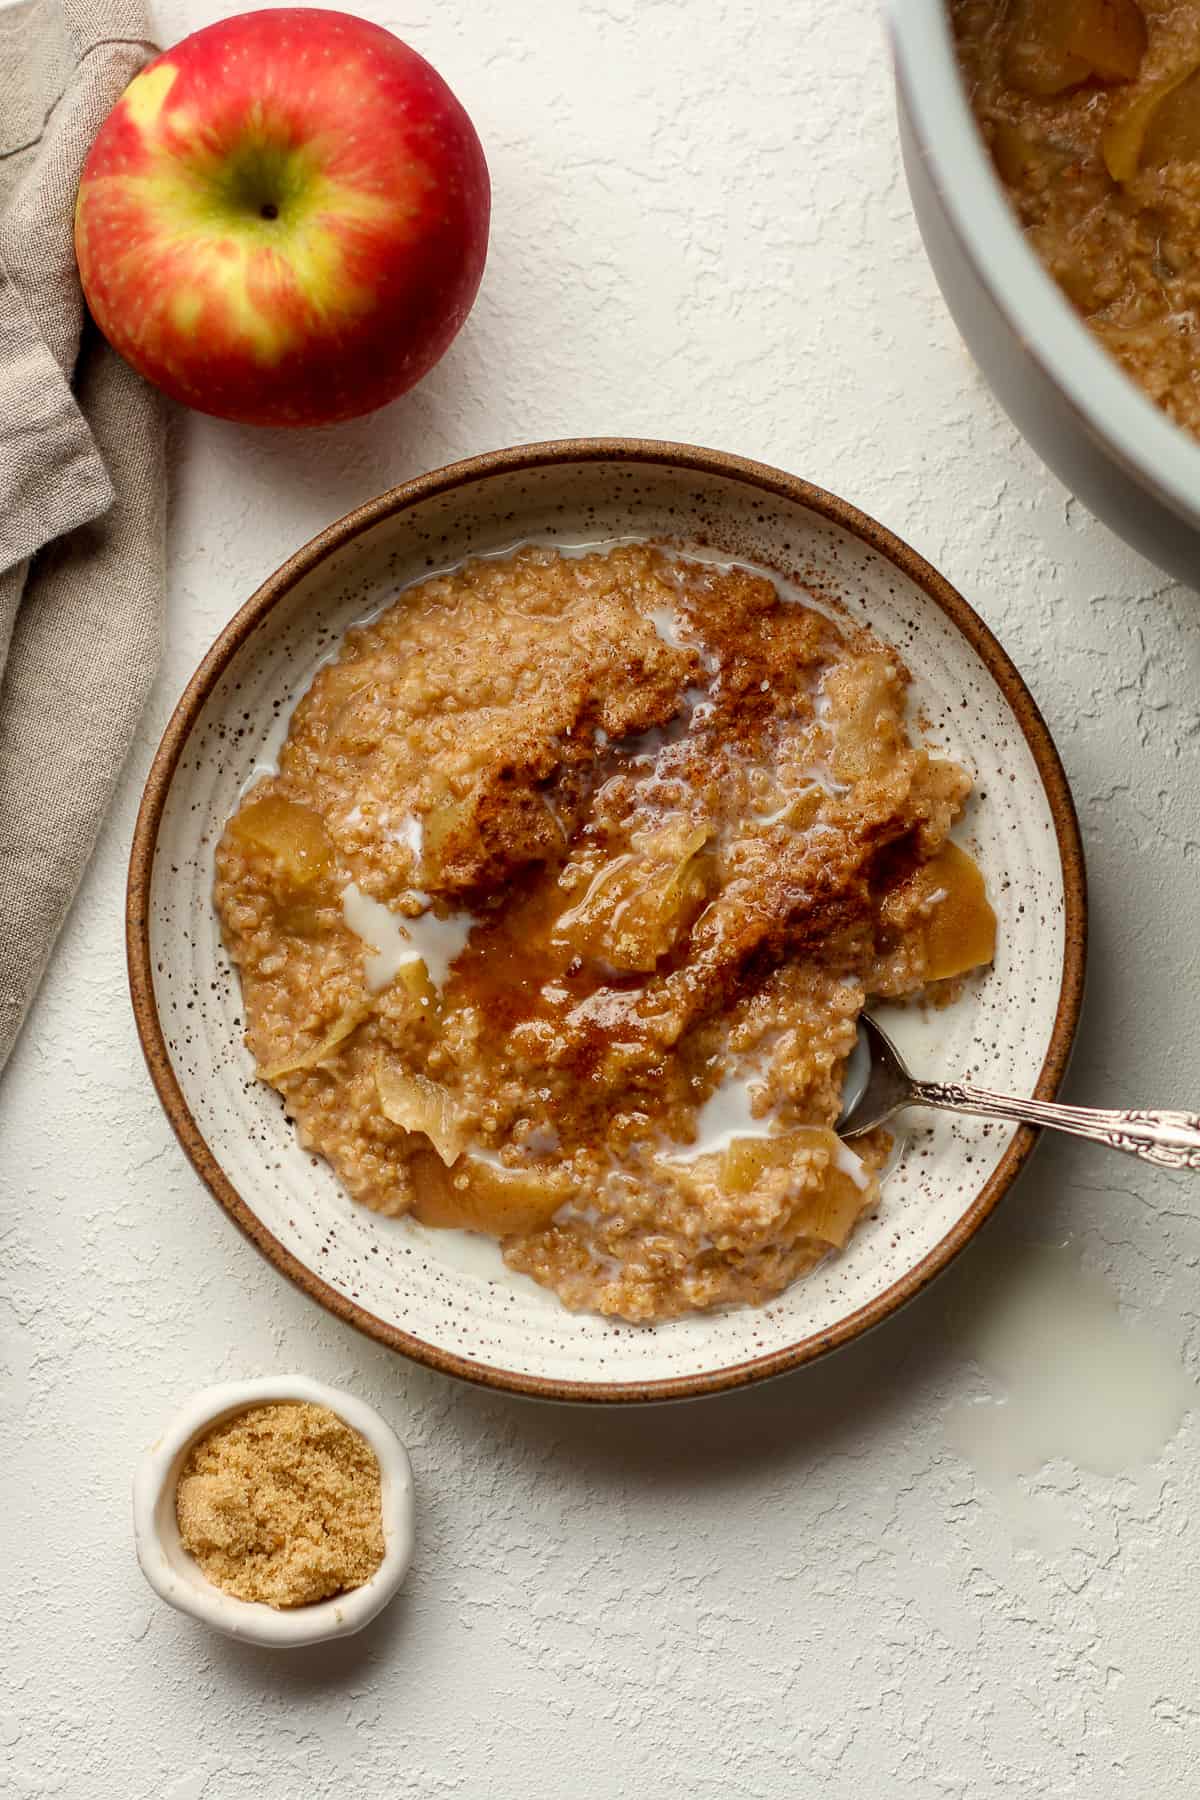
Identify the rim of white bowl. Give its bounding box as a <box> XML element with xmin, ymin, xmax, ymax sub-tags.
<box><xmin>888</xmin><ymin>0</ymin><xmax>1200</xmax><ymax>534</ymax></box>
<box><xmin>132</xmin><ymin>1375</ymin><xmax>415</xmax><ymax>1649</ymax></box>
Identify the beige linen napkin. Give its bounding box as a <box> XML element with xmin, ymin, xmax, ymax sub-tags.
<box><xmin>0</xmin><ymin>0</ymin><xmax>165</xmax><ymax>1072</ymax></box>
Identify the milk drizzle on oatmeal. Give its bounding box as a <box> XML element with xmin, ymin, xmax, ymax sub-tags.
<box><xmin>215</xmin><ymin>542</ymin><xmax>995</xmax><ymax>1322</ymax></box>
<box><xmin>662</xmin><ymin>1054</ymin><xmax>871</xmax><ymax>1183</ymax></box>
<box><xmin>341</xmin><ymin>882</ymin><xmax>474</xmax><ymax>992</ymax></box>
<box><xmin>664</xmin><ymin>1058</ymin><xmax>781</xmax><ymax>1157</ymax></box>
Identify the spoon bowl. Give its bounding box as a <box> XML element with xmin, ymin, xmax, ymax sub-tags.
<box><xmin>840</xmin><ymin>1013</ymin><xmax>1200</xmax><ymax>1171</ymax></box>
<box><xmin>837</xmin><ymin>1014</ymin><xmax>915</xmax><ymax>1137</ymax></box>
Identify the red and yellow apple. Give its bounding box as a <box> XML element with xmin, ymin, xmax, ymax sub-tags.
<box><xmin>74</xmin><ymin>8</ymin><xmax>490</xmax><ymax>427</ymax></box>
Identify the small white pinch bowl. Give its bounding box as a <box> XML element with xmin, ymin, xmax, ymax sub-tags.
<box><xmin>132</xmin><ymin>1374</ymin><xmax>415</xmax><ymax>1649</ymax></box>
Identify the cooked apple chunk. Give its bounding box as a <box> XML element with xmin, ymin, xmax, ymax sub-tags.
<box><xmin>1004</xmin><ymin>0</ymin><xmax>1146</xmax><ymax>96</ymax></box>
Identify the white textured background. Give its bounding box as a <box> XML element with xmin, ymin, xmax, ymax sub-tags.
<box><xmin>5</xmin><ymin>1</ymin><xmax>1200</xmax><ymax>1794</ymax></box>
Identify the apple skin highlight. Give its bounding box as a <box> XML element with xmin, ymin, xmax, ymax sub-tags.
<box><xmin>74</xmin><ymin>8</ymin><xmax>491</xmax><ymax>427</ymax></box>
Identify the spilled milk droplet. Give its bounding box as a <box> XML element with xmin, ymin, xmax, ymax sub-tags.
<box><xmin>944</xmin><ymin>1238</ymin><xmax>1194</xmax><ymax>1483</ymax></box>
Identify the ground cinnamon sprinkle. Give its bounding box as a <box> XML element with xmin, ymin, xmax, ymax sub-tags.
<box><xmin>175</xmin><ymin>1401</ymin><xmax>385</xmax><ymax>1608</ymax></box>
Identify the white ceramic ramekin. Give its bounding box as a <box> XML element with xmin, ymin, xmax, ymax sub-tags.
<box><xmin>132</xmin><ymin>1374</ymin><xmax>415</xmax><ymax>1648</ymax></box>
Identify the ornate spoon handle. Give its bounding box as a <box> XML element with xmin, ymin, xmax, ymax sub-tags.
<box><xmin>910</xmin><ymin>1083</ymin><xmax>1200</xmax><ymax>1171</ymax></box>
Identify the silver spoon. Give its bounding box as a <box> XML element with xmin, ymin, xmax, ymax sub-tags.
<box><xmin>838</xmin><ymin>1013</ymin><xmax>1200</xmax><ymax>1171</ymax></box>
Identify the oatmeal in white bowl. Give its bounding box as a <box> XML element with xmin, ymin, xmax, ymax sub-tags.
<box><xmin>128</xmin><ymin>442</ymin><xmax>1084</xmax><ymax>1400</ymax></box>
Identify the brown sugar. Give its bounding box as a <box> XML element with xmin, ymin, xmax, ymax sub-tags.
<box><xmin>175</xmin><ymin>1401</ymin><xmax>385</xmax><ymax>1608</ymax></box>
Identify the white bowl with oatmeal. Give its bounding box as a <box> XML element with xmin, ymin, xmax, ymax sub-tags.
<box><xmin>128</xmin><ymin>441</ymin><xmax>1085</xmax><ymax>1402</ymax></box>
<box><xmin>891</xmin><ymin>0</ymin><xmax>1200</xmax><ymax>585</ymax></box>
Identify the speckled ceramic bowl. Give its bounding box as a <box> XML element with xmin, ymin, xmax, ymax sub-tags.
<box><xmin>127</xmin><ymin>440</ymin><xmax>1086</xmax><ymax>1403</ymax></box>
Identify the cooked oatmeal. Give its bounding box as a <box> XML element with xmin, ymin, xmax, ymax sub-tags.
<box><xmin>954</xmin><ymin>0</ymin><xmax>1200</xmax><ymax>436</ymax></box>
<box><xmin>214</xmin><ymin>544</ymin><xmax>995</xmax><ymax>1322</ymax></box>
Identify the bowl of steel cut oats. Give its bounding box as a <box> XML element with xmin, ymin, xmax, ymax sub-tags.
<box><xmin>128</xmin><ymin>440</ymin><xmax>1085</xmax><ymax>1402</ymax></box>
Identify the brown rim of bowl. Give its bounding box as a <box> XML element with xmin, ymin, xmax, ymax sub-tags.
<box><xmin>127</xmin><ymin>437</ymin><xmax>1087</xmax><ymax>1406</ymax></box>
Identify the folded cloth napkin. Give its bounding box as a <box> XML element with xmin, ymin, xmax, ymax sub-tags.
<box><xmin>0</xmin><ymin>0</ymin><xmax>165</xmax><ymax>1073</ymax></box>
